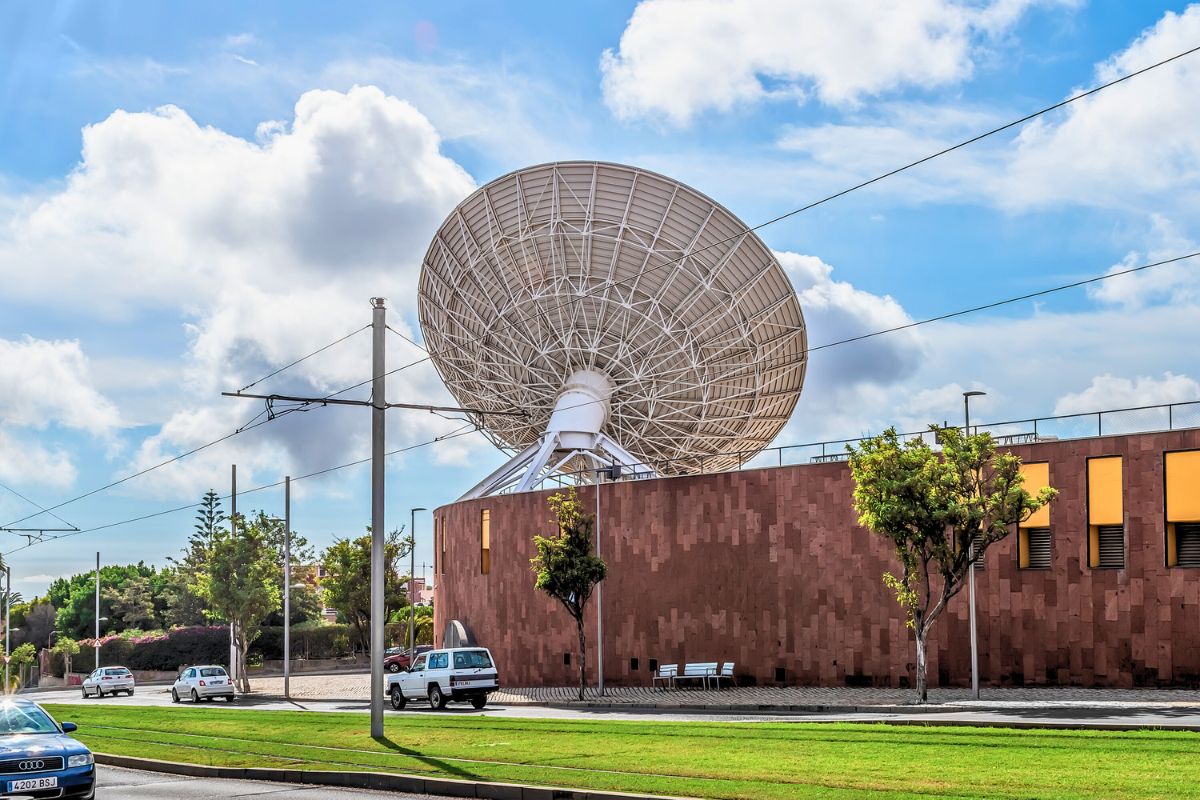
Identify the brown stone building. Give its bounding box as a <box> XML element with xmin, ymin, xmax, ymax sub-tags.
<box><xmin>433</xmin><ymin>428</ymin><xmax>1200</xmax><ymax>689</ymax></box>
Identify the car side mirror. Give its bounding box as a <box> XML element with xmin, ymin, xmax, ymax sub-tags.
<box><xmin>61</xmin><ymin>722</ymin><xmax>77</xmax><ymax>733</ymax></box>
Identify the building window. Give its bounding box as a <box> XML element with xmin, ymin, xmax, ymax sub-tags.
<box><xmin>1087</xmin><ymin>456</ymin><xmax>1124</xmax><ymax>569</ymax></box>
<box><xmin>1166</xmin><ymin>450</ymin><xmax>1200</xmax><ymax>568</ymax></box>
<box><xmin>432</xmin><ymin>517</ymin><xmax>438</xmax><ymax>577</ymax></box>
<box><xmin>440</xmin><ymin>517</ymin><xmax>447</xmax><ymax>575</ymax></box>
<box><xmin>1023</xmin><ymin>528</ymin><xmax>1052</xmax><ymax>569</ymax></box>
<box><xmin>1018</xmin><ymin>462</ymin><xmax>1051</xmax><ymax>570</ymax></box>
<box><xmin>481</xmin><ymin>509</ymin><xmax>491</xmax><ymax>575</ymax></box>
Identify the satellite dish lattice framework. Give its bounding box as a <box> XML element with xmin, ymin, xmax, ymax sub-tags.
<box><xmin>418</xmin><ymin>161</ymin><xmax>807</xmax><ymax>497</ymax></box>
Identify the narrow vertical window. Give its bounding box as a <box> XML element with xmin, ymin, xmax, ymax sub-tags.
<box><xmin>1166</xmin><ymin>450</ymin><xmax>1200</xmax><ymax>567</ymax></box>
<box><xmin>1018</xmin><ymin>462</ymin><xmax>1051</xmax><ymax>570</ymax></box>
<box><xmin>440</xmin><ymin>517</ymin><xmax>447</xmax><ymax>575</ymax></box>
<box><xmin>1087</xmin><ymin>456</ymin><xmax>1124</xmax><ymax>569</ymax></box>
<box><xmin>481</xmin><ymin>509</ymin><xmax>491</xmax><ymax>575</ymax></box>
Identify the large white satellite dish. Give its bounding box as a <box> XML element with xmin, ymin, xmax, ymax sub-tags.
<box><xmin>418</xmin><ymin>161</ymin><xmax>806</xmax><ymax>498</ymax></box>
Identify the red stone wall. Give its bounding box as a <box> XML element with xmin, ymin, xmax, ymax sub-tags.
<box><xmin>434</xmin><ymin>430</ymin><xmax>1200</xmax><ymax>688</ymax></box>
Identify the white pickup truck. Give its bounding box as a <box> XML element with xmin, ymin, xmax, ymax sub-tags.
<box><xmin>386</xmin><ymin>647</ymin><xmax>499</xmax><ymax>710</ymax></box>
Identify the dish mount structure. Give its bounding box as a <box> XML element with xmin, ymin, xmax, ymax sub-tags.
<box><xmin>418</xmin><ymin>161</ymin><xmax>808</xmax><ymax>499</ymax></box>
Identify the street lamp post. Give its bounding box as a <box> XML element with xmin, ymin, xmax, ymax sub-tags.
<box><xmin>94</xmin><ymin>553</ymin><xmax>101</xmax><ymax>670</ymax></box>
<box><xmin>284</xmin><ymin>476</ymin><xmax>292</xmax><ymax>700</ymax></box>
<box><xmin>410</xmin><ymin>508</ymin><xmax>428</xmax><ymax>657</ymax></box>
<box><xmin>4</xmin><ymin>567</ymin><xmax>10</xmax><ymax>694</ymax></box>
<box><xmin>963</xmin><ymin>390</ymin><xmax>986</xmax><ymax>700</ymax></box>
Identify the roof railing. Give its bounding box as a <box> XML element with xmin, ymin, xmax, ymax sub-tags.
<box><xmin>529</xmin><ymin>398</ymin><xmax>1200</xmax><ymax>491</ymax></box>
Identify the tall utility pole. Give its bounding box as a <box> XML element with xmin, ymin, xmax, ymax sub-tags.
<box><xmin>221</xmin><ymin>298</ymin><xmax>522</xmax><ymax>736</ymax></box>
<box><xmin>230</xmin><ymin>464</ymin><xmax>238</xmax><ymax>686</ymax></box>
<box><xmin>595</xmin><ymin>473</ymin><xmax>604</xmax><ymax>696</ymax></box>
<box><xmin>4</xmin><ymin>568</ymin><xmax>10</xmax><ymax>694</ymax></box>
<box><xmin>284</xmin><ymin>475</ymin><xmax>292</xmax><ymax>701</ymax></box>
<box><xmin>409</xmin><ymin>508</ymin><xmax>427</xmax><ymax>654</ymax></box>
<box><xmin>94</xmin><ymin>552</ymin><xmax>100</xmax><ymax>669</ymax></box>
<box><xmin>369</xmin><ymin>297</ymin><xmax>387</xmax><ymax>738</ymax></box>
<box><xmin>963</xmin><ymin>390</ymin><xmax>986</xmax><ymax>700</ymax></box>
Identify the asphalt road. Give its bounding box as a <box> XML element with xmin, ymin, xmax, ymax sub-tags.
<box><xmin>99</xmin><ymin>766</ymin><xmax>439</xmax><ymax>799</ymax></box>
<box><xmin>23</xmin><ymin>684</ymin><xmax>1200</xmax><ymax>728</ymax></box>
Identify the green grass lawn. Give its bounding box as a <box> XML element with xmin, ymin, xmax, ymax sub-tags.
<box><xmin>43</xmin><ymin>704</ymin><xmax>1200</xmax><ymax>799</ymax></box>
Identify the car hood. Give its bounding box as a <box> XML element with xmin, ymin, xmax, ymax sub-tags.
<box><xmin>0</xmin><ymin>734</ymin><xmax>88</xmax><ymax>758</ymax></box>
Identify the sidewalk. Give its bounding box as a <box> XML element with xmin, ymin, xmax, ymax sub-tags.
<box><xmin>244</xmin><ymin>673</ymin><xmax>1200</xmax><ymax>711</ymax></box>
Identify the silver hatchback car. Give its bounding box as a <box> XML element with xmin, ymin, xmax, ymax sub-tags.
<box><xmin>81</xmin><ymin>666</ymin><xmax>135</xmax><ymax>698</ymax></box>
<box><xmin>171</xmin><ymin>665</ymin><xmax>235</xmax><ymax>703</ymax></box>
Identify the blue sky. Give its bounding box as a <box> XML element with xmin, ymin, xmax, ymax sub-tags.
<box><xmin>2</xmin><ymin>1</ymin><xmax>1199</xmax><ymax>595</ymax></box>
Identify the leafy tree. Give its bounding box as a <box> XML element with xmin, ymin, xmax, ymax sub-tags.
<box><xmin>48</xmin><ymin>562</ymin><xmax>162</xmax><ymax>638</ymax></box>
<box><xmin>8</xmin><ymin>642</ymin><xmax>35</xmax><ymax>691</ymax></box>
<box><xmin>848</xmin><ymin>426</ymin><xmax>1057</xmax><ymax>702</ymax></box>
<box><xmin>530</xmin><ymin>488</ymin><xmax>607</xmax><ymax>700</ymax></box>
<box><xmin>319</xmin><ymin>528</ymin><xmax>410</xmax><ymax>653</ymax></box>
<box><xmin>194</xmin><ymin>512</ymin><xmax>281</xmax><ymax>693</ymax></box>
<box><xmin>164</xmin><ymin>490</ymin><xmax>228</xmax><ymax>627</ymax></box>
<box><xmin>19</xmin><ymin>601</ymin><xmax>55</xmax><ymax>651</ymax></box>
<box><xmin>51</xmin><ymin>636</ymin><xmax>79</xmax><ymax>677</ymax></box>
<box><xmin>104</xmin><ymin>576</ymin><xmax>156</xmax><ymax>630</ymax></box>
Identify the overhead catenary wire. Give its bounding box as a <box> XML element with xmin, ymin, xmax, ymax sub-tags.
<box><xmin>419</xmin><ymin>41</ymin><xmax>1200</xmax><ymax>364</ymax></box>
<box><xmin>8</xmin><ymin>247</ymin><xmax>1195</xmax><ymax>548</ymax></box>
<box><xmin>234</xmin><ymin>324</ymin><xmax>370</xmax><ymax>393</ymax></box>
<box><xmin>0</xmin><ymin>481</ymin><xmax>78</xmax><ymax>531</ymax></box>
<box><xmin>2</xmin><ymin>424</ymin><xmax>480</xmax><ymax>556</ymax></box>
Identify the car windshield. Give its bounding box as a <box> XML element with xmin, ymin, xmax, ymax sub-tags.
<box><xmin>453</xmin><ymin>650</ymin><xmax>493</xmax><ymax>669</ymax></box>
<box><xmin>0</xmin><ymin>704</ymin><xmax>59</xmax><ymax>735</ymax></box>
<box><xmin>199</xmin><ymin>668</ymin><xmax>227</xmax><ymax>677</ymax></box>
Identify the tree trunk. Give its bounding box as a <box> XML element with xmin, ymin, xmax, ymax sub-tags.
<box><xmin>576</xmin><ymin>617</ymin><xmax>587</xmax><ymax>701</ymax></box>
<box><xmin>914</xmin><ymin>629</ymin><xmax>928</xmax><ymax>704</ymax></box>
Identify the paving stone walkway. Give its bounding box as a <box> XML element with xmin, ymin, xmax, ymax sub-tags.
<box><xmin>245</xmin><ymin>673</ymin><xmax>1200</xmax><ymax>708</ymax></box>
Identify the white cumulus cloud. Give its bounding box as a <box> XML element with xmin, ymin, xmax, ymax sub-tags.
<box><xmin>601</xmin><ymin>0</ymin><xmax>1075</xmax><ymax>126</ymax></box>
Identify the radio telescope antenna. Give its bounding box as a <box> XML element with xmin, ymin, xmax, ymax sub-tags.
<box><xmin>419</xmin><ymin>161</ymin><xmax>807</xmax><ymax>498</ymax></box>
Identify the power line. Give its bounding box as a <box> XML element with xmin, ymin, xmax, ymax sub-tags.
<box><xmin>385</xmin><ymin>322</ymin><xmax>428</xmax><ymax>354</ymax></box>
<box><xmin>421</xmin><ymin>41</ymin><xmax>1200</xmax><ymax>365</ymax></box>
<box><xmin>0</xmin><ymin>481</ymin><xmax>77</xmax><ymax>531</ymax></box>
<box><xmin>2</xmin><ymin>424</ymin><xmax>480</xmax><ymax>556</ymax></box>
<box><xmin>0</xmin><ymin>407</ymin><xmax>299</xmax><ymax>529</ymax></box>
<box><xmin>235</xmin><ymin>324</ymin><xmax>370</xmax><ymax>393</ymax></box>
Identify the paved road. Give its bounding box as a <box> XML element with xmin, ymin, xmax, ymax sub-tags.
<box><xmin>99</xmin><ymin>765</ymin><xmax>438</xmax><ymax>799</ymax></box>
<box><xmin>23</xmin><ymin>684</ymin><xmax>1200</xmax><ymax>728</ymax></box>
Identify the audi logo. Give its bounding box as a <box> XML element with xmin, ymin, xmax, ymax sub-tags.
<box><xmin>19</xmin><ymin>760</ymin><xmax>45</xmax><ymax>771</ymax></box>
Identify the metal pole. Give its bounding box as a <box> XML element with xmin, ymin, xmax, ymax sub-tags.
<box><xmin>95</xmin><ymin>552</ymin><xmax>100</xmax><ymax>670</ymax></box>
<box><xmin>284</xmin><ymin>475</ymin><xmax>291</xmax><ymax>701</ymax></box>
<box><xmin>595</xmin><ymin>471</ymin><xmax>604</xmax><ymax>696</ymax></box>
<box><xmin>370</xmin><ymin>298</ymin><xmax>387</xmax><ymax>738</ymax></box>
<box><xmin>409</xmin><ymin>509</ymin><xmax>424</xmax><ymax>657</ymax></box>
<box><xmin>4</xmin><ymin>568</ymin><xmax>10</xmax><ymax>694</ymax></box>
<box><xmin>964</xmin><ymin>396</ymin><xmax>979</xmax><ymax>700</ymax></box>
<box><xmin>230</xmin><ymin>464</ymin><xmax>237</xmax><ymax>687</ymax></box>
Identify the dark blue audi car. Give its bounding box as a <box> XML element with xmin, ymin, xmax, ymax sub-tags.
<box><xmin>0</xmin><ymin>699</ymin><xmax>94</xmax><ymax>798</ymax></box>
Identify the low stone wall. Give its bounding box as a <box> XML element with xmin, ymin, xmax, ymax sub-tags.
<box><xmin>251</xmin><ymin>656</ymin><xmax>368</xmax><ymax>674</ymax></box>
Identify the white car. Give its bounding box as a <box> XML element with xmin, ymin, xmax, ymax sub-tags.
<box><xmin>81</xmin><ymin>666</ymin><xmax>135</xmax><ymax>698</ymax></box>
<box><xmin>171</xmin><ymin>665</ymin><xmax>235</xmax><ymax>703</ymax></box>
<box><xmin>387</xmin><ymin>647</ymin><xmax>498</xmax><ymax>710</ymax></box>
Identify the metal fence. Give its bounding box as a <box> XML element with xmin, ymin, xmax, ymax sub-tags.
<box><xmin>531</xmin><ymin>399</ymin><xmax>1200</xmax><ymax>492</ymax></box>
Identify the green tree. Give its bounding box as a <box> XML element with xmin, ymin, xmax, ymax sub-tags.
<box><xmin>48</xmin><ymin>562</ymin><xmax>162</xmax><ymax>638</ymax></box>
<box><xmin>319</xmin><ymin>528</ymin><xmax>410</xmax><ymax>653</ymax></box>
<box><xmin>19</xmin><ymin>601</ymin><xmax>55</xmax><ymax>651</ymax></box>
<box><xmin>51</xmin><ymin>636</ymin><xmax>79</xmax><ymax>677</ymax></box>
<box><xmin>103</xmin><ymin>576</ymin><xmax>156</xmax><ymax>630</ymax></box>
<box><xmin>530</xmin><ymin>488</ymin><xmax>607</xmax><ymax>700</ymax></box>
<box><xmin>164</xmin><ymin>490</ymin><xmax>228</xmax><ymax>627</ymax></box>
<box><xmin>194</xmin><ymin>512</ymin><xmax>281</xmax><ymax>693</ymax></box>
<box><xmin>8</xmin><ymin>642</ymin><xmax>36</xmax><ymax>691</ymax></box>
<box><xmin>847</xmin><ymin>426</ymin><xmax>1057</xmax><ymax>702</ymax></box>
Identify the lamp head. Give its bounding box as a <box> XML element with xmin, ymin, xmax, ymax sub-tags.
<box><xmin>963</xmin><ymin>390</ymin><xmax>986</xmax><ymax>398</ymax></box>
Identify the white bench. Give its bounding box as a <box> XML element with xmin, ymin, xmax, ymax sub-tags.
<box><xmin>652</xmin><ymin>663</ymin><xmax>678</xmax><ymax>689</ymax></box>
<box><xmin>675</xmin><ymin>662</ymin><xmax>719</xmax><ymax>689</ymax></box>
<box><xmin>711</xmin><ymin>662</ymin><xmax>735</xmax><ymax>689</ymax></box>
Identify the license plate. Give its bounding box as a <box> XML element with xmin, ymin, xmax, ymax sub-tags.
<box><xmin>459</xmin><ymin>680</ymin><xmax>493</xmax><ymax>687</ymax></box>
<box><xmin>10</xmin><ymin>777</ymin><xmax>58</xmax><ymax>791</ymax></box>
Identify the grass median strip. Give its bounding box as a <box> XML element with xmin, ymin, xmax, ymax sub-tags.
<box><xmin>44</xmin><ymin>704</ymin><xmax>1200</xmax><ymax>799</ymax></box>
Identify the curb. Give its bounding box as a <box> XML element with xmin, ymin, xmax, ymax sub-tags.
<box><xmin>95</xmin><ymin>753</ymin><xmax>694</xmax><ymax>800</ymax></box>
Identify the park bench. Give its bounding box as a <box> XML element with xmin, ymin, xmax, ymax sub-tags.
<box><xmin>652</xmin><ymin>663</ymin><xmax>678</xmax><ymax>689</ymax></box>
<box><xmin>711</xmin><ymin>662</ymin><xmax>735</xmax><ymax>689</ymax></box>
<box><xmin>675</xmin><ymin>662</ymin><xmax>719</xmax><ymax>689</ymax></box>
